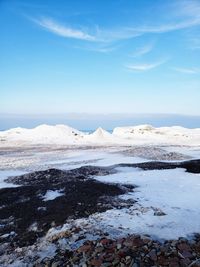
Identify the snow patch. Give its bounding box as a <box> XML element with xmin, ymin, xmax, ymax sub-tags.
<box><xmin>42</xmin><ymin>190</ymin><xmax>64</xmax><ymax>201</ymax></box>
<box><xmin>92</xmin><ymin>167</ymin><xmax>200</xmax><ymax>239</ymax></box>
<box><xmin>0</xmin><ymin>170</ymin><xmax>26</xmax><ymax>189</ymax></box>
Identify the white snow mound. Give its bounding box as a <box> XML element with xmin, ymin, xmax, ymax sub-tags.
<box><xmin>90</xmin><ymin>127</ymin><xmax>112</xmax><ymax>139</ymax></box>
<box><xmin>0</xmin><ymin>124</ymin><xmax>84</xmax><ymax>144</ymax></box>
<box><xmin>0</xmin><ymin>124</ymin><xmax>200</xmax><ymax>146</ymax></box>
<box><xmin>83</xmin><ymin>127</ymin><xmax>114</xmax><ymax>143</ymax></box>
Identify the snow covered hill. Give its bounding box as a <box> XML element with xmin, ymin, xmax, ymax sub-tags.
<box><xmin>0</xmin><ymin>124</ymin><xmax>200</xmax><ymax>146</ymax></box>
<box><xmin>0</xmin><ymin>124</ymin><xmax>84</xmax><ymax>145</ymax></box>
<box><xmin>113</xmin><ymin>124</ymin><xmax>200</xmax><ymax>145</ymax></box>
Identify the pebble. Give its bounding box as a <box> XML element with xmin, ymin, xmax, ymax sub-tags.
<box><xmin>23</xmin><ymin>234</ymin><xmax>200</xmax><ymax>266</ymax></box>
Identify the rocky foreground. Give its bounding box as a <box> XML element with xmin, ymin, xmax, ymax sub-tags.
<box><xmin>1</xmin><ymin>159</ymin><xmax>200</xmax><ymax>266</ymax></box>
<box><xmin>37</xmin><ymin>234</ymin><xmax>200</xmax><ymax>267</ymax></box>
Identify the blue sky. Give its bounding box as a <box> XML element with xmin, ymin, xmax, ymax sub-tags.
<box><xmin>1</xmin><ymin>0</ymin><xmax>200</xmax><ymax>116</ymax></box>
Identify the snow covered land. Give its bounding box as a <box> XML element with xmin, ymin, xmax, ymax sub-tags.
<box><xmin>0</xmin><ymin>124</ymin><xmax>200</xmax><ymax>265</ymax></box>
<box><xmin>1</xmin><ymin>123</ymin><xmax>200</xmax><ymax>146</ymax></box>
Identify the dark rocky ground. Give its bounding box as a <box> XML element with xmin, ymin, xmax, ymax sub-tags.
<box><xmin>117</xmin><ymin>159</ymin><xmax>200</xmax><ymax>173</ymax></box>
<box><xmin>1</xmin><ymin>159</ymin><xmax>200</xmax><ymax>266</ymax></box>
<box><xmin>37</xmin><ymin>234</ymin><xmax>200</xmax><ymax>267</ymax></box>
<box><xmin>0</xmin><ymin>167</ymin><xmax>134</xmax><ymax>247</ymax></box>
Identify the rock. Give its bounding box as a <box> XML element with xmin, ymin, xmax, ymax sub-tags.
<box><xmin>131</xmin><ymin>237</ymin><xmax>144</xmax><ymax>248</ymax></box>
<box><xmin>181</xmin><ymin>250</ymin><xmax>193</xmax><ymax>258</ymax></box>
<box><xmin>100</xmin><ymin>238</ymin><xmax>111</xmax><ymax>246</ymax></box>
<box><xmin>117</xmin><ymin>243</ymin><xmax>122</xmax><ymax>249</ymax></box>
<box><xmin>112</xmin><ymin>259</ymin><xmax>120</xmax><ymax>265</ymax></box>
<box><xmin>51</xmin><ymin>262</ymin><xmax>61</xmax><ymax>267</ymax></box>
<box><xmin>177</xmin><ymin>242</ymin><xmax>191</xmax><ymax>251</ymax></box>
<box><xmin>148</xmin><ymin>249</ymin><xmax>157</xmax><ymax>261</ymax></box>
<box><xmin>90</xmin><ymin>258</ymin><xmax>102</xmax><ymax>266</ymax></box>
<box><xmin>168</xmin><ymin>257</ymin><xmax>180</xmax><ymax>267</ymax></box>
<box><xmin>78</xmin><ymin>244</ymin><xmax>92</xmax><ymax>253</ymax></box>
<box><xmin>153</xmin><ymin>209</ymin><xmax>166</xmax><ymax>216</ymax></box>
<box><xmin>180</xmin><ymin>258</ymin><xmax>191</xmax><ymax>266</ymax></box>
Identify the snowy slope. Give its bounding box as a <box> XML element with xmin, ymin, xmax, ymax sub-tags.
<box><xmin>0</xmin><ymin>124</ymin><xmax>200</xmax><ymax>146</ymax></box>
<box><xmin>0</xmin><ymin>124</ymin><xmax>84</xmax><ymax>145</ymax></box>
<box><xmin>83</xmin><ymin>127</ymin><xmax>115</xmax><ymax>144</ymax></box>
<box><xmin>113</xmin><ymin>124</ymin><xmax>200</xmax><ymax>145</ymax></box>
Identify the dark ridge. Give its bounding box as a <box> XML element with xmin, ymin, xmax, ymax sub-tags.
<box><xmin>117</xmin><ymin>159</ymin><xmax>200</xmax><ymax>173</ymax></box>
<box><xmin>6</xmin><ymin>166</ymin><xmax>115</xmax><ymax>186</ymax></box>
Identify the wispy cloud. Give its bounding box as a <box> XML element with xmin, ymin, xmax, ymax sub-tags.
<box><xmin>123</xmin><ymin>0</ymin><xmax>200</xmax><ymax>36</ymax></box>
<box><xmin>130</xmin><ymin>43</ymin><xmax>154</xmax><ymax>57</ymax></box>
<box><xmin>30</xmin><ymin>1</ymin><xmax>200</xmax><ymax>44</ymax></box>
<box><xmin>77</xmin><ymin>43</ymin><xmax>120</xmax><ymax>53</ymax></box>
<box><xmin>189</xmin><ymin>37</ymin><xmax>200</xmax><ymax>50</ymax></box>
<box><xmin>172</xmin><ymin>67</ymin><xmax>200</xmax><ymax>74</ymax></box>
<box><xmin>32</xmin><ymin>17</ymin><xmax>96</xmax><ymax>41</ymax></box>
<box><xmin>126</xmin><ymin>60</ymin><xmax>166</xmax><ymax>72</ymax></box>
<box><xmin>97</xmin><ymin>1</ymin><xmax>200</xmax><ymax>42</ymax></box>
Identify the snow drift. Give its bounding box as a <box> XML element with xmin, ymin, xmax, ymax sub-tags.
<box><xmin>0</xmin><ymin>124</ymin><xmax>200</xmax><ymax>146</ymax></box>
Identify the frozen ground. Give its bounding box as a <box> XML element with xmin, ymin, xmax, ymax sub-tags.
<box><xmin>38</xmin><ymin>165</ymin><xmax>200</xmax><ymax>244</ymax></box>
<box><xmin>0</xmin><ymin>145</ymin><xmax>200</xmax><ymax>238</ymax></box>
<box><xmin>92</xmin><ymin>167</ymin><xmax>200</xmax><ymax>239</ymax></box>
<box><xmin>0</xmin><ymin>126</ymin><xmax>200</xmax><ymax>265</ymax></box>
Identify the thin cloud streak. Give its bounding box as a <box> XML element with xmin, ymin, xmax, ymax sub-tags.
<box><xmin>131</xmin><ymin>0</ymin><xmax>200</xmax><ymax>34</ymax></box>
<box><xmin>76</xmin><ymin>43</ymin><xmax>120</xmax><ymax>53</ymax></box>
<box><xmin>30</xmin><ymin>1</ymin><xmax>200</xmax><ymax>44</ymax></box>
<box><xmin>130</xmin><ymin>18</ymin><xmax>200</xmax><ymax>34</ymax></box>
<box><xmin>32</xmin><ymin>17</ymin><xmax>96</xmax><ymax>41</ymax></box>
<box><xmin>130</xmin><ymin>43</ymin><xmax>154</xmax><ymax>57</ymax></box>
<box><xmin>126</xmin><ymin>60</ymin><xmax>166</xmax><ymax>72</ymax></box>
<box><xmin>172</xmin><ymin>67</ymin><xmax>200</xmax><ymax>74</ymax></box>
<box><xmin>121</xmin><ymin>0</ymin><xmax>200</xmax><ymax>39</ymax></box>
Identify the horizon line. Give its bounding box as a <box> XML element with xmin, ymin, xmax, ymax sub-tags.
<box><xmin>1</xmin><ymin>112</ymin><xmax>200</xmax><ymax>117</ymax></box>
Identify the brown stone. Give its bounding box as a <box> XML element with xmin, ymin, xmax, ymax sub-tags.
<box><xmin>118</xmin><ymin>250</ymin><xmax>126</xmax><ymax>258</ymax></box>
<box><xmin>177</xmin><ymin>242</ymin><xmax>191</xmax><ymax>252</ymax></box>
<box><xmin>100</xmin><ymin>238</ymin><xmax>111</xmax><ymax>246</ymax></box>
<box><xmin>78</xmin><ymin>244</ymin><xmax>92</xmax><ymax>253</ymax></box>
<box><xmin>181</xmin><ymin>249</ymin><xmax>193</xmax><ymax>258</ymax></box>
<box><xmin>132</xmin><ymin>237</ymin><xmax>144</xmax><ymax>248</ymax></box>
<box><xmin>90</xmin><ymin>258</ymin><xmax>102</xmax><ymax>266</ymax></box>
<box><xmin>157</xmin><ymin>255</ymin><xmax>169</xmax><ymax>266</ymax></box>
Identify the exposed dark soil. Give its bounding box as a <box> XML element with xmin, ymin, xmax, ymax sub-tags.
<box><xmin>0</xmin><ymin>167</ymin><xmax>134</xmax><ymax>247</ymax></box>
<box><xmin>117</xmin><ymin>159</ymin><xmax>200</xmax><ymax>173</ymax></box>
